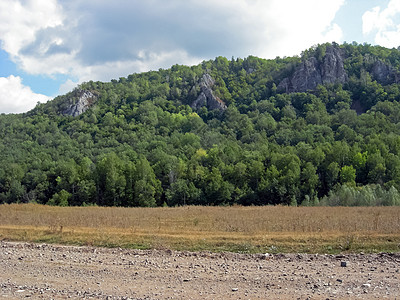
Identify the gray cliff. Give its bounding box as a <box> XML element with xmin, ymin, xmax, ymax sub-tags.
<box><xmin>278</xmin><ymin>45</ymin><xmax>347</xmax><ymax>93</ymax></box>
<box><xmin>191</xmin><ymin>74</ymin><xmax>227</xmax><ymax>111</ymax></box>
<box><xmin>371</xmin><ymin>59</ymin><xmax>400</xmax><ymax>84</ymax></box>
<box><xmin>63</xmin><ymin>90</ymin><xmax>97</xmax><ymax>117</ymax></box>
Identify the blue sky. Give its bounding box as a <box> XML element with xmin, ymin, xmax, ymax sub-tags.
<box><xmin>0</xmin><ymin>0</ymin><xmax>399</xmax><ymax>113</ymax></box>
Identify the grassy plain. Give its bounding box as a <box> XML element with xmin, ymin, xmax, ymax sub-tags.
<box><xmin>0</xmin><ymin>204</ymin><xmax>399</xmax><ymax>253</ymax></box>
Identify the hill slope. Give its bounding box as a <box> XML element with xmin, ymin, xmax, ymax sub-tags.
<box><xmin>2</xmin><ymin>42</ymin><xmax>400</xmax><ymax>207</ymax></box>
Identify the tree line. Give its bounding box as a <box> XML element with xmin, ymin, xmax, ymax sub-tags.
<box><xmin>2</xmin><ymin>42</ymin><xmax>400</xmax><ymax>206</ymax></box>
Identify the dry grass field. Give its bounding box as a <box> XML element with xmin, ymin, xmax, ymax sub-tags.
<box><xmin>0</xmin><ymin>204</ymin><xmax>399</xmax><ymax>253</ymax></box>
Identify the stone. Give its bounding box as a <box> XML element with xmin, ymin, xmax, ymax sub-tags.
<box><xmin>370</xmin><ymin>59</ymin><xmax>400</xmax><ymax>85</ymax></box>
<box><xmin>341</xmin><ymin>261</ymin><xmax>349</xmax><ymax>267</ymax></box>
<box><xmin>277</xmin><ymin>44</ymin><xmax>347</xmax><ymax>93</ymax></box>
<box><xmin>192</xmin><ymin>92</ymin><xmax>207</xmax><ymax>109</ymax></box>
<box><xmin>320</xmin><ymin>45</ymin><xmax>347</xmax><ymax>84</ymax></box>
<box><xmin>258</xmin><ymin>253</ymin><xmax>272</xmax><ymax>260</ymax></box>
<box><xmin>371</xmin><ymin>60</ymin><xmax>392</xmax><ymax>84</ymax></box>
<box><xmin>63</xmin><ymin>89</ymin><xmax>97</xmax><ymax>117</ymax></box>
<box><xmin>191</xmin><ymin>74</ymin><xmax>227</xmax><ymax>111</ymax></box>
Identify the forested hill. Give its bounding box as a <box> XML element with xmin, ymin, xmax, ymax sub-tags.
<box><xmin>3</xmin><ymin>42</ymin><xmax>400</xmax><ymax>207</ymax></box>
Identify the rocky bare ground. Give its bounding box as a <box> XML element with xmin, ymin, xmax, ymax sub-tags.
<box><xmin>0</xmin><ymin>241</ymin><xmax>399</xmax><ymax>299</ymax></box>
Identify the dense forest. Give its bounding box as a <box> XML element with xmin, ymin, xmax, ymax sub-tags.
<box><xmin>3</xmin><ymin>42</ymin><xmax>400</xmax><ymax>207</ymax></box>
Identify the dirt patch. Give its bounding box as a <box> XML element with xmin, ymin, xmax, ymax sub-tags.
<box><xmin>0</xmin><ymin>241</ymin><xmax>399</xmax><ymax>299</ymax></box>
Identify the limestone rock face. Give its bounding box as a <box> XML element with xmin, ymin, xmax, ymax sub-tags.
<box><xmin>283</xmin><ymin>57</ymin><xmax>321</xmax><ymax>93</ymax></box>
<box><xmin>191</xmin><ymin>74</ymin><xmax>227</xmax><ymax>111</ymax></box>
<box><xmin>63</xmin><ymin>90</ymin><xmax>97</xmax><ymax>117</ymax></box>
<box><xmin>371</xmin><ymin>59</ymin><xmax>398</xmax><ymax>84</ymax></box>
<box><xmin>321</xmin><ymin>45</ymin><xmax>348</xmax><ymax>84</ymax></box>
<box><xmin>278</xmin><ymin>45</ymin><xmax>347</xmax><ymax>93</ymax></box>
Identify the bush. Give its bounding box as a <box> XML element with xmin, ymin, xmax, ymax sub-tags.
<box><xmin>321</xmin><ymin>184</ymin><xmax>400</xmax><ymax>206</ymax></box>
<box><xmin>47</xmin><ymin>190</ymin><xmax>71</xmax><ymax>206</ymax></box>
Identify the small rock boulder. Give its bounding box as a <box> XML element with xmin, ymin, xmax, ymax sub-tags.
<box><xmin>340</xmin><ymin>261</ymin><xmax>349</xmax><ymax>267</ymax></box>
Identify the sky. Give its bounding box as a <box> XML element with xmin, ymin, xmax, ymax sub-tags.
<box><xmin>0</xmin><ymin>0</ymin><xmax>400</xmax><ymax>113</ymax></box>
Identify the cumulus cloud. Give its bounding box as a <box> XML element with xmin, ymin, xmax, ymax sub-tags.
<box><xmin>0</xmin><ymin>76</ymin><xmax>50</xmax><ymax>113</ymax></box>
<box><xmin>1</xmin><ymin>0</ymin><xmax>345</xmax><ymax>93</ymax></box>
<box><xmin>0</xmin><ymin>0</ymin><xmax>63</xmax><ymax>56</ymax></box>
<box><xmin>362</xmin><ymin>0</ymin><xmax>400</xmax><ymax>48</ymax></box>
<box><xmin>62</xmin><ymin>0</ymin><xmax>344</xmax><ymax>63</ymax></box>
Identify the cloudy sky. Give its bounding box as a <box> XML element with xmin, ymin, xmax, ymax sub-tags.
<box><xmin>0</xmin><ymin>0</ymin><xmax>399</xmax><ymax>113</ymax></box>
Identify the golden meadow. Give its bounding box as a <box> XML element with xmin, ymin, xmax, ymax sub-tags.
<box><xmin>0</xmin><ymin>204</ymin><xmax>399</xmax><ymax>253</ymax></box>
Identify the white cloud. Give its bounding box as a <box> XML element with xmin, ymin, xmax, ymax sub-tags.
<box><xmin>78</xmin><ymin>50</ymin><xmax>203</xmax><ymax>82</ymax></box>
<box><xmin>0</xmin><ymin>0</ymin><xmax>63</xmax><ymax>56</ymax></box>
<box><xmin>0</xmin><ymin>76</ymin><xmax>50</xmax><ymax>113</ymax></box>
<box><xmin>256</xmin><ymin>0</ymin><xmax>344</xmax><ymax>58</ymax></box>
<box><xmin>362</xmin><ymin>0</ymin><xmax>400</xmax><ymax>48</ymax></box>
<box><xmin>0</xmin><ymin>0</ymin><xmax>345</xmax><ymax>110</ymax></box>
<box><xmin>58</xmin><ymin>79</ymin><xmax>78</xmax><ymax>95</ymax></box>
<box><xmin>57</xmin><ymin>49</ymin><xmax>203</xmax><ymax>95</ymax></box>
<box><xmin>363</xmin><ymin>7</ymin><xmax>382</xmax><ymax>35</ymax></box>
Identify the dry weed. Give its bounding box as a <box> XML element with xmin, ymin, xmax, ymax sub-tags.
<box><xmin>0</xmin><ymin>204</ymin><xmax>399</xmax><ymax>253</ymax></box>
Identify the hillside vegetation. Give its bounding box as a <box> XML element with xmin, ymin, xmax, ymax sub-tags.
<box><xmin>2</xmin><ymin>42</ymin><xmax>400</xmax><ymax>207</ymax></box>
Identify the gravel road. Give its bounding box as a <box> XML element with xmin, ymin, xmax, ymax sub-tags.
<box><xmin>0</xmin><ymin>241</ymin><xmax>399</xmax><ymax>299</ymax></box>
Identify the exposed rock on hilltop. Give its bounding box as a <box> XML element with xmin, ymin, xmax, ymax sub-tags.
<box><xmin>321</xmin><ymin>45</ymin><xmax>348</xmax><ymax>84</ymax></box>
<box><xmin>62</xmin><ymin>89</ymin><xmax>97</xmax><ymax>117</ymax></box>
<box><xmin>191</xmin><ymin>74</ymin><xmax>227</xmax><ymax>111</ymax></box>
<box><xmin>371</xmin><ymin>59</ymin><xmax>400</xmax><ymax>84</ymax></box>
<box><xmin>278</xmin><ymin>45</ymin><xmax>347</xmax><ymax>93</ymax></box>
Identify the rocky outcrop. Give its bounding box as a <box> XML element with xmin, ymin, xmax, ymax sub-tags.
<box><xmin>62</xmin><ymin>90</ymin><xmax>97</xmax><ymax>117</ymax></box>
<box><xmin>278</xmin><ymin>57</ymin><xmax>321</xmax><ymax>93</ymax></box>
<box><xmin>371</xmin><ymin>59</ymin><xmax>400</xmax><ymax>84</ymax></box>
<box><xmin>371</xmin><ymin>60</ymin><xmax>391</xmax><ymax>83</ymax></box>
<box><xmin>191</xmin><ymin>74</ymin><xmax>227</xmax><ymax>111</ymax></box>
<box><xmin>278</xmin><ymin>45</ymin><xmax>347</xmax><ymax>93</ymax></box>
<box><xmin>321</xmin><ymin>46</ymin><xmax>348</xmax><ymax>84</ymax></box>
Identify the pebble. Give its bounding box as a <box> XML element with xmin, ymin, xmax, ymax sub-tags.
<box><xmin>1</xmin><ymin>241</ymin><xmax>399</xmax><ymax>298</ymax></box>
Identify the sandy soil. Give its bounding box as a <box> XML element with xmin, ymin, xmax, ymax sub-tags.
<box><xmin>0</xmin><ymin>241</ymin><xmax>399</xmax><ymax>299</ymax></box>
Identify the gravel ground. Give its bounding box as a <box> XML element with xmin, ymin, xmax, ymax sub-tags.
<box><xmin>0</xmin><ymin>241</ymin><xmax>399</xmax><ymax>299</ymax></box>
